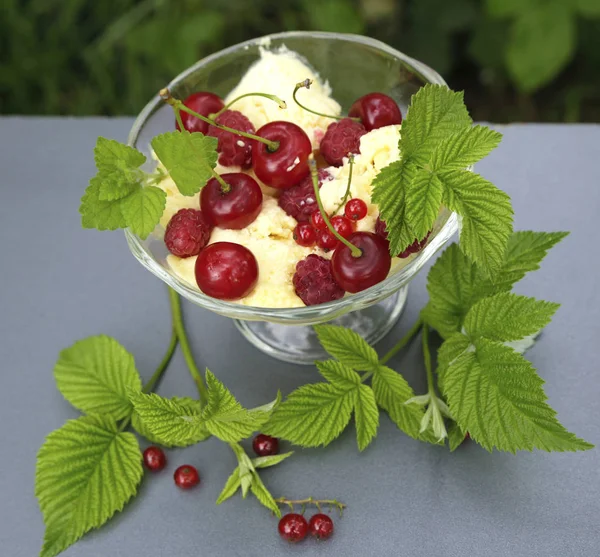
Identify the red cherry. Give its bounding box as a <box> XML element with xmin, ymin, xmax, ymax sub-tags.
<box><xmin>308</xmin><ymin>513</ymin><xmax>334</xmax><ymax>540</ymax></box>
<box><xmin>201</xmin><ymin>173</ymin><xmax>262</xmax><ymax>230</ymax></box>
<box><xmin>194</xmin><ymin>242</ymin><xmax>258</xmax><ymax>300</ymax></box>
<box><xmin>143</xmin><ymin>446</ymin><xmax>167</xmax><ymax>472</ymax></box>
<box><xmin>278</xmin><ymin>513</ymin><xmax>309</xmax><ymax>543</ymax></box>
<box><xmin>252</xmin><ymin>434</ymin><xmax>279</xmax><ymax>457</ymax></box>
<box><xmin>177</xmin><ymin>92</ymin><xmax>224</xmax><ymax>134</ymax></box>
<box><xmin>252</xmin><ymin>121</ymin><xmax>312</xmax><ymax>189</ymax></box>
<box><xmin>349</xmin><ymin>93</ymin><xmax>402</xmax><ymax>131</ymax></box>
<box><xmin>330</xmin><ymin>215</ymin><xmax>354</xmax><ymax>239</ymax></box>
<box><xmin>294</xmin><ymin>222</ymin><xmax>317</xmax><ymax>247</ymax></box>
<box><xmin>316</xmin><ymin>228</ymin><xmax>338</xmax><ymax>251</ymax></box>
<box><xmin>173</xmin><ymin>465</ymin><xmax>200</xmax><ymax>489</ymax></box>
<box><xmin>310</xmin><ymin>210</ymin><xmax>327</xmax><ymax>231</ymax></box>
<box><xmin>345</xmin><ymin>198</ymin><xmax>368</xmax><ymax>221</ymax></box>
<box><xmin>331</xmin><ymin>232</ymin><xmax>391</xmax><ymax>293</ymax></box>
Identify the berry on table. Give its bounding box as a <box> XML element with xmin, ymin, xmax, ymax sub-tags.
<box><xmin>201</xmin><ymin>173</ymin><xmax>262</xmax><ymax>229</ymax></box>
<box><xmin>345</xmin><ymin>198</ymin><xmax>368</xmax><ymax>221</ymax></box>
<box><xmin>173</xmin><ymin>465</ymin><xmax>200</xmax><ymax>489</ymax></box>
<box><xmin>278</xmin><ymin>169</ymin><xmax>331</xmax><ymax>222</ymax></box>
<box><xmin>207</xmin><ymin>109</ymin><xmax>255</xmax><ymax>168</ymax></box>
<box><xmin>308</xmin><ymin>513</ymin><xmax>334</xmax><ymax>540</ymax></box>
<box><xmin>252</xmin><ymin>434</ymin><xmax>279</xmax><ymax>457</ymax></box>
<box><xmin>164</xmin><ymin>208</ymin><xmax>213</xmax><ymax>258</ymax></box>
<box><xmin>195</xmin><ymin>242</ymin><xmax>258</xmax><ymax>300</ymax></box>
<box><xmin>278</xmin><ymin>513</ymin><xmax>309</xmax><ymax>543</ymax></box>
<box><xmin>293</xmin><ymin>254</ymin><xmax>345</xmax><ymax>306</ymax></box>
<box><xmin>320</xmin><ymin>118</ymin><xmax>367</xmax><ymax>167</ymax></box>
<box><xmin>176</xmin><ymin>92</ymin><xmax>224</xmax><ymax>134</ymax></box>
<box><xmin>143</xmin><ymin>446</ymin><xmax>167</xmax><ymax>472</ymax></box>
<box><xmin>294</xmin><ymin>222</ymin><xmax>317</xmax><ymax>247</ymax></box>
<box><xmin>310</xmin><ymin>210</ymin><xmax>327</xmax><ymax>231</ymax></box>
<box><xmin>349</xmin><ymin>92</ymin><xmax>402</xmax><ymax>131</ymax></box>
<box><xmin>331</xmin><ymin>231</ymin><xmax>391</xmax><ymax>293</ymax></box>
<box><xmin>252</xmin><ymin>121</ymin><xmax>312</xmax><ymax>189</ymax></box>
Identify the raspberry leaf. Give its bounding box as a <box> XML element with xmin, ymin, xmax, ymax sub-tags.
<box><xmin>448</xmin><ymin>422</ymin><xmax>467</xmax><ymax>452</ymax></box>
<box><xmin>151</xmin><ymin>131</ymin><xmax>218</xmax><ymax>196</ymax></box>
<box><xmin>316</xmin><ymin>360</ymin><xmax>361</xmax><ymax>388</ymax></box>
<box><xmin>354</xmin><ymin>385</ymin><xmax>379</xmax><ymax>451</ymax></box>
<box><xmin>216</xmin><ymin>467</ymin><xmax>241</xmax><ymax>505</ymax></box>
<box><xmin>119</xmin><ymin>185</ymin><xmax>166</xmax><ymax>239</ymax></box>
<box><xmin>405</xmin><ymin>169</ymin><xmax>444</xmax><ymax>239</ymax></box>
<box><xmin>314</xmin><ymin>324</ymin><xmax>380</xmax><ymax>372</ymax></box>
<box><xmin>252</xmin><ymin>451</ymin><xmax>294</xmax><ymax>469</ymax></box>
<box><xmin>250</xmin><ymin>472</ymin><xmax>281</xmax><ymax>517</ymax></box>
<box><xmin>54</xmin><ymin>335</ymin><xmax>141</xmax><ymax>420</ymax></box>
<box><xmin>36</xmin><ymin>415</ymin><xmax>142</xmax><ymax>557</ymax></box>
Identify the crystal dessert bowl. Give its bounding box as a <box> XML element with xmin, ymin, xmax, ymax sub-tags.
<box><xmin>126</xmin><ymin>31</ymin><xmax>458</xmax><ymax>364</ymax></box>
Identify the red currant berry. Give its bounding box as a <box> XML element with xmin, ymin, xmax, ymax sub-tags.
<box><xmin>177</xmin><ymin>92</ymin><xmax>224</xmax><ymax>134</ymax></box>
<box><xmin>331</xmin><ymin>232</ymin><xmax>391</xmax><ymax>293</ymax></box>
<box><xmin>316</xmin><ymin>228</ymin><xmax>338</xmax><ymax>251</ymax></box>
<box><xmin>349</xmin><ymin>92</ymin><xmax>402</xmax><ymax>131</ymax></box>
<box><xmin>310</xmin><ymin>210</ymin><xmax>327</xmax><ymax>231</ymax></box>
<box><xmin>164</xmin><ymin>208</ymin><xmax>213</xmax><ymax>258</ymax></box>
<box><xmin>308</xmin><ymin>513</ymin><xmax>334</xmax><ymax>540</ymax></box>
<box><xmin>294</xmin><ymin>222</ymin><xmax>317</xmax><ymax>247</ymax></box>
<box><xmin>173</xmin><ymin>465</ymin><xmax>200</xmax><ymax>489</ymax></box>
<box><xmin>278</xmin><ymin>169</ymin><xmax>331</xmax><ymax>222</ymax></box>
<box><xmin>201</xmin><ymin>173</ymin><xmax>262</xmax><ymax>229</ymax></box>
<box><xmin>345</xmin><ymin>198</ymin><xmax>368</xmax><ymax>221</ymax></box>
<box><xmin>293</xmin><ymin>254</ymin><xmax>345</xmax><ymax>306</ymax></box>
<box><xmin>194</xmin><ymin>242</ymin><xmax>258</xmax><ymax>300</ymax></box>
<box><xmin>278</xmin><ymin>513</ymin><xmax>309</xmax><ymax>543</ymax></box>
<box><xmin>320</xmin><ymin>118</ymin><xmax>367</xmax><ymax>166</ymax></box>
<box><xmin>143</xmin><ymin>446</ymin><xmax>167</xmax><ymax>472</ymax></box>
<box><xmin>330</xmin><ymin>215</ymin><xmax>354</xmax><ymax>240</ymax></box>
<box><xmin>252</xmin><ymin>434</ymin><xmax>279</xmax><ymax>457</ymax></box>
<box><xmin>207</xmin><ymin>110</ymin><xmax>255</xmax><ymax>168</ymax></box>
<box><xmin>252</xmin><ymin>121</ymin><xmax>312</xmax><ymax>189</ymax></box>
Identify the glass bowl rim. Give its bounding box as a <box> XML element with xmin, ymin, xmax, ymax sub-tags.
<box><xmin>124</xmin><ymin>30</ymin><xmax>459</xmax><ymax>322</ymax></box>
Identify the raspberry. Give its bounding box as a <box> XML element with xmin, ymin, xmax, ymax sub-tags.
<box><xmin>374</xmin><ymin>216</ymin><xmax>389</xmax><ymax>240</ymax></box>
<box><xmin>164</xmin><ymin>209</ymin><xmax>212</xmax><ymax>258</ymax></box>
<box><xmin>293</xmin><ymin>255</ymin><xmax>345</xmax><ymax>306</ymax></box>
<box><xmin>320</xmin><ymin>118</ymin><xmax>367</xmax><ymax>167</ymax></box>
<box><xmin>207</xmin><ymin>110</ymin><xmax>255</xmax><ymax>168</ymax></box>
<box><xmin>374</xmin><ymin>216</ymin><xmax>430</xmax><ymax>258</ymax></box>
<box><xmin>278</xmin><ymin>169</ymin><xmax>331</xmax><ymax>222</ymax></box>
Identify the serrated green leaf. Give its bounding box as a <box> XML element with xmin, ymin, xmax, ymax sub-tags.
<box><xmin>36</xmin><ymin>415</ymin><xmax>142</xmax><ymax>557</ymax></box>
<box><xmin>216</xmin><ymin>467</ymin><xmax>241</xmax><ymax>505</ymax></box>
<box><xmin>314</xmin><ymin>324</ymin><xmax>380</xmax><ymax>372</ymax></box>
<box><xmin>252</xmin><ymin>451</ymin><xmax>294</xmax><ymax>469</ymax></box>
<box><xmin>264</xmin><ymin>383</ymin><xmax>357</xmax><ymax>448</ymax></box>
<box><xmin>129</xmin><ymin>392</ymin><xmax>209</xmax><ymax>447</ymax></box>
<box><xmin>151</xmin><ymin>131</ymin><xmax>218</xmax><ymax>196</ymax></box>
<box><xmin>405</xmin><ymin>169</ymin><xmax>443</xmax><ymax>239</ymax></box>
<box><xmin>131</xmin><ymin>411</ymin><xmax>182</xmax><ymax>448</ymax></box>
<box><xmin>436</xmin><ymin>333</ymin><xmax>472</xmax><ymax>386</ymax></box>
<box><xmin>430</xmin><ymin>125</ymin><xmax>502</xmax><ymax>172</ymax></box>
<box><xmin>80</xmin><ymin>177</ymin><xmax>127</xmax><ymax>230</ymax></box>
<box><xmin>448</xmin><ymin>422</ymin><xmax>467</xmax><ymax>452</ymax></box>
<box><xmin>54</xmin><ymin>335</ymin><xmax>141</xmax><ymax>420</ymax></box>
<box><xmin>400</xmin><ymin>84</ymin><xmax>472</xmax><ymax>166</ymax></box>
<box><xmin>464</xmin><ymin>293</ymin><xmax>559</xmax><ymax>342</ymax></box>
<box><xmin>442</xmin><ymin>338</ymin><xmax>593</xmax><ymax>453</ymax></box>
<box><xmin>441</xmin><ymin>170</ymin><xmax>513</xmax><ymax>272</ymax></box>
<box><xmin>316</xmin><ymin>360</ymin><xmax>361</xmax><ymax>388</ymax></box>
<box><xmin>120</xmin><ymin>185</ymin><xmax>166</xmax><ymax>239</ymax></box>
<box><xmin>250</xmin><ymin>472</ymin><xmax>281</xmax><ymax>517</ymax></box>
<box><xmin>354</xmin><ymin>385</ymin><xmax>379</xmax><ymax>451</ymax></box>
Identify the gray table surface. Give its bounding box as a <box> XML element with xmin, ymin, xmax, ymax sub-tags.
<box><xmin>1</xmin><ymin>118</ymin><xmax>599</xmax><ymax>557</ymax></box>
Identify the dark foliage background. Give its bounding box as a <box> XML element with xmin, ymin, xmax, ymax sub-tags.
<box><xmin>2</xmin><ymin>0</ymin><xmax>599</xmax><ymax>121</ymax></box>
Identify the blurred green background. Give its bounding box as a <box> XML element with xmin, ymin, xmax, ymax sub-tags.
<box><xmin>2</xmin><ymin>0</ymin><xmax>599</xmax><ymax>121</ymax></box>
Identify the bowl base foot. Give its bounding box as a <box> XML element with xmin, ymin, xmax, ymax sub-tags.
<box><xmin>233</xmin><ymin>286</ymin><xmax>408</xmax><ymax>365</ymax></box>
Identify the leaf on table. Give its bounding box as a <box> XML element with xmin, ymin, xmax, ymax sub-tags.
<box><xmin>354</xmin><ymin>384</ymin><xmax>379</xmax><ymax>451</ymax></box>
<box><xmin>216</xmin><ymin>466</ymin><xmax>241</xmax><ymax>505</ymax></box>
<box><xmin>315</xmin><ymin>360</ymin><xmax>361</xmax><ymax>389</ymax></box>
<box><xmin>250</xmin><ymin>472</ymin><xmax>281</xmax><ymax>517</ymax></box>
<box><xmin>314</xmin><ymin>324</ymin><xmax>380</xmax><ymax>372</ymax></box>
<box><xmin>448</xmin><ymin>421</ymin><xmax>468</xmax><ymax>452</ymax></box>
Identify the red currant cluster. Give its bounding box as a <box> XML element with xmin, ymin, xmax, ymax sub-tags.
<box><xmin>278</xmin><ymin>511</ymin><xmax>335</xmax><ymax>543</ymax></box>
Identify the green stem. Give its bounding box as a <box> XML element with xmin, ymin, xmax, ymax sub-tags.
<box><xmin>332</xmin><ymin>155</ymin><xmax>355</xmax><ymax>216</ymax></box>
<box><xmin>309</xmin><ymin>157</ymin><xmax>362</xmax><ymax>257</ymax></box>
<box><xmin>380</xmin><ymin>318</ymin><xmax>423</xmax><ymax>365</ymax></box>
<box><xmin>293</xmin><ymin>79</ymin><xmax>360</xmax><ymax>122</ymax></box>
<box><xmin>361</xmin><ymin>371</ymin><xmax>373</xmax><ymax>384</ymax></box>
<box><xmin>422</xmin><ymin>324</ymin><xmax>435</xmax><ymax>393</ymax></box>
<box><xmin>169</xmin><ymin>287</ymin><xmax>209</xmax><ymax>405</ymax></box>
<box><xmin>213</xmin><ymin>92</ymin><xmax>286</xmax><ymax>119</ymax></box>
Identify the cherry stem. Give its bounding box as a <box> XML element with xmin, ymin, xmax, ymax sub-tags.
<box><xmin>379</xmin><ymin>318</ymin><xmax>423</xmax><ymax>365</ymax></box>
<box><xmin>332</xmin><ymin>155</ymin><xmax>355</xmax><ymax>215</ymax></box>
<box><xmin>309</xmin><ymin>156</ymin><xmax>362</xmax><ymax>258</ymax></box>
<box><xmin>274</xmin><ymin>497</ymin><xmax>346</xmax><ymax>517</ymax></box>
<box><xmin>293</xmin><ymin>79</ymin><xmax>360</xmax><ymax>122</ymax></box>
<box><xmin>212</xmin><ymin>92</ymin><xmax>287</xmax><ymax>119</ymax></box>
<box><xmin>160</xmin><ymin>88</ymin><xmax>279</xmax><ymax>151</ymax></box>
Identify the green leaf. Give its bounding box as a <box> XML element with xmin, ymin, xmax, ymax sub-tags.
<box><xmin>250</xmin><ymin>472</ymin><xmax>281</xmax><ymax>517</ymax></box>
<box><xmin>151</xmin><ymin>131</ymin><xmax>218</xmax><ymax>196</ymax></box>
<box><xmin>464</xmin><ymin>293</ymin><xmax>559</xmax><ymax>342</ymax></box>
<box><xmin>574</xmin><ymin>0</ymin><xmax>600</xmax><ymax>16</ymax></box>
<box><xmin>54</xmin><ymin>335</ymin><xmax>141</xmax><ymax>420</ymax></box>
<box><xmin>405</xmin><ymin>169</ymin><xmax>443</xmax><ymax>239</ymax></box>
<box><xmin>252</xmin><ymin>451</ymin><xmax>294</xmax><ymax>469</ymax></box>
<box><xmin>80</xmin><ymin>177</ymin><xmax>127</xmax><ymax>231</ymax></box>
<box><xmin>506</xmin><ymin>2</ymin><xmax>575</xmax><ymax>92</ymax></box>
<box><xmin>448</xmin><ymin>422</ymin><xmax>467</xmax><ymax>452</ymax></box>
<box><xmin>216</xmin><ymin>467</ymin><xmax>241</xmax><ymax>505</ymax></box>
<box><xmin>400</xmin><ymin>84</ymin><xmax>472</xmax><ymax>166</ymax></box>
<box><xmin>36</xmin><ymin>415</ymin><xmax>143</xmax><ymax>557</ymax></box>
<box><xmin>430</xmin><ymin>125</ymin><xmax>502</xmax><ymax>172</ymax></box>
<box><xmin>316</xmin><ymin>360</ymin><xmax>361</xmax><ymax>388</ymax></box>
<box><xmin>436</xmin><ymin>333</ymin><xmax>471</xmax><ymax>385</ymax></box>
<box><xmin>314</xmin><ymin>324</ymin><xmax>380</xmax><ymax>372</ymax></box>
<box><xmin>442</xmin><ymin>338</ymin><xmax>593</xmax><ymax>453</ymax></box>
<box><xmin>264</xmin><ymin>383</ymin><xmax>357</xmax><ymax>448</ymax></box>
<box><xmin>129</xmin><ymin>392</ymin><xmax>209</xmax><ymax>447</ymax></box>
<box><xmin>486</xmin><ymin>0</ymin><xmax>533</xmax><ymax>18</ymax></box>
<box><xmin>120</xmin><ymin>185</ymin><xmax>166</xmax><ymax>239</ymax></box>
<box><xmin>354</xmin><ymin>385</ymin><xmax>379</xmax><ymax>451</ymax></box>
<box><xmin>441</xmin><ymin>170</ymin><xmax>513</xmax><ymax>272</ymax></box>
